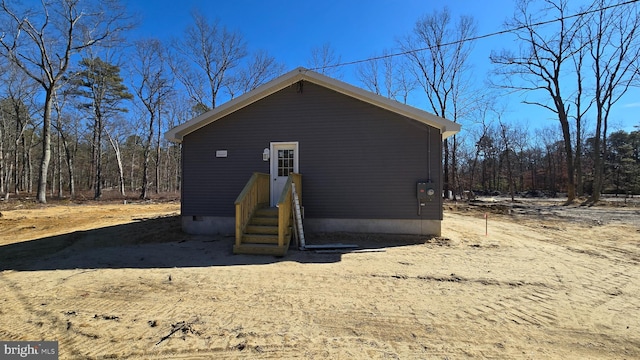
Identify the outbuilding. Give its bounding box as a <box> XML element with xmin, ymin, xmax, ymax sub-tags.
<box><xmin>165</xmin><ymin>67</ymin><xmax>460</xmax><ymax>255</ymax></box>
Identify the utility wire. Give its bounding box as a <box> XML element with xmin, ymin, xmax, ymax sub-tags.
<box><xmin>310</xmin><ymin>0</ymin><xmax>639</xmax><ymax>71</ymax></box>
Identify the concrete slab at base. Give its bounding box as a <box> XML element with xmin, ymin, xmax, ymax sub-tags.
<box><xmin>182</xmin><ymin>216</ymin><xmax>234</xmax><ymax>235</ymax></box>
<box><xmin>303</xmin><ymin>218</ymin><xmax>441</xmax><ymax>236</ymax></box>
<box><xmin>181</xmin><ymin>216</ymin><xmax>441</xmax><ymax>237</ymax></box>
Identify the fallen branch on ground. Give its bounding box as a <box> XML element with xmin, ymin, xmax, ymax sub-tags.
<box><xmin>155</xmin><ymin>320</ymin><xmax>199</xmax><ymax>346</ymax></box>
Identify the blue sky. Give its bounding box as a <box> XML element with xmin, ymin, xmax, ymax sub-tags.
<box><xmin>127</xmin><ymin>0</ymin><xmax>512</xmax><ymax>72</ymax></box>
<box><xmin>126</xmin><ymin>0</ymin><xmax>639</xmax><ymax>135</ymax></box>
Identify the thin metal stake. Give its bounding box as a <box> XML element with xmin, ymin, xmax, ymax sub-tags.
<box><xmin>485</xmin><ymin>212</ymin><xmax>488</xmax><ymax>236</ymax></box>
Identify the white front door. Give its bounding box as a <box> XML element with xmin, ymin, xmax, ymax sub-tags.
<box><xmin>270</xmin><ymin>142</ymin><xmax>299</xmax><ymax>206</ymax></box>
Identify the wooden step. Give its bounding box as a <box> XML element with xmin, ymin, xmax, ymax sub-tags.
<box><xmin>242</xmin><ymin>233</ymin><xmax>279</xmax><ymax>244</ymax></box>
<box><xmin>245</xmin><ymin>225</ymin><xmax>278</xmax><ymax>235</ymax></box>
<box><xmin>233</xmin><ymin>243</ymin><xmax>288</xmax><ymax>256</ymax></box>
<box><xmin>254</xmin><ymin>207</ymin><xmax>278</xmax><ymax>217</ymax></box>
<box><xmin>250</xmin><ymin>216</ymin><xmax>279</xmax><ymax>226</ymax></box>
<box><xmin>234</xmin><ymin>206</ymin><xmax>290</xmax><ymax>256</ymax></box>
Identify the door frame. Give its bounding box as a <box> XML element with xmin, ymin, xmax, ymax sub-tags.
<box><xmin>270</xmin><ymin>141</ymin><xmax>299</xmax><ymax>206</ymax></box>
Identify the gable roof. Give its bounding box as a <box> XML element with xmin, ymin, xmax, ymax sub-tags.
<box><xmin>165</xmin><ymin>67</ymin><xmax>461</xmax><ymax>143</ymax></box>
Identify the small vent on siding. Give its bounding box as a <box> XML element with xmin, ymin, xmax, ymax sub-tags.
<box><xmin>296</xmin><ymin>80</ymin><xmax>304</xmax><ymax>94</ymax></box>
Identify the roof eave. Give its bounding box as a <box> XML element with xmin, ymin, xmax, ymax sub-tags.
<box><xmin>442</xmin><ymin>127</ymin><xmax>460</xmax><ymax>140</ymax></box>
<box><xmin>299</xmin><ymin>70</ymin><xmax>461</xmax><ymax>138</ymax></box>
<box><xmin>164</xmin><ymin>69</ymin><xmax>307</xmax><ymax>143</ymax></box>
<box><xmin>165</xmin><ymin>67</ymin><xmax>461</xmax><ymax>142</ymax></box>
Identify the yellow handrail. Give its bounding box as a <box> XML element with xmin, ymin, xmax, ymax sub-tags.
<box><xmin>234</xmin><ymin>173</ymin><xmax>269</xmax><ymax>247</ymax></box>
<box><xmin>277</xmin><ymin>173</ymin><xmax>302</xmax><ymax>247</ymax></box>
<box><xmin>291</xmin><ymin>173</ymin><xmax>302</xmax><ymax>205</ymax></box>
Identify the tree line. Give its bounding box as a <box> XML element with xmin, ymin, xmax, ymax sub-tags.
<box><xmin>0</xmin><ymin>0</ymin><xmax>284</xmax><ymax>202</ymax></box>
<box><xmin>355</xmin><ymin>0</ymin><xmax>640</xmax><ymax>202</ymax></box>
<box><xmin>0</xmin><ymin>0</ymin><xmax>639</xmax><ymax>204</ymax></box>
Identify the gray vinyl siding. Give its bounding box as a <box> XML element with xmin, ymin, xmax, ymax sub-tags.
<box><xmin>181</xmin><ymin>81</ymin><xmax>443</xmax><ymax>220</ymax></box>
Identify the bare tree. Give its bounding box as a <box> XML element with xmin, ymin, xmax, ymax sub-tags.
<box><xmin>357</xmin><ymin>57</ymin><xmax>382</xmax><ymax>95</ymax></box>
<box><xmin>170</xmin><ymin>10</ymin><xmax>247</xmax><ymax>112</ymax></box>
<box><xmin>497</xmin><ymin>117</ymin><xmax>517</xmax><ymax>201</ymax></box>
<box><xmin>395</xmin><ymin>61</ymin><xmax>418</xmax><ymax>105</ymax></box>
<box><xmin>68</xmin><ymin>56</ymin><xmax>132</xmax><ymax>199</ymax></box>
<box><xmin>0</xmin><ymin>0</ymin><xmax>130</xmax><ymax>203</ymax></box>
<box><xmin>226</xmin><ymin>50</ymin><xmax>285</xmax><ymax>99</ymax></box>
<box><xmin>400</xmin><ymin>7</ymin><xmax>476</xmax><ymax>200</ymax></box>
<box><xmin>0</xmin><ymin>97</ymin><xmax>6</xmax><ymax>196</ymax></box>
<box><xmin>356</xmin><ymin>50</ymin><xmax>410</xmax><ymax>101</ymax></box>
<box><xmin>162</xmin><ymin>94</ymin><xmax>191</xmax><ymax>193</ymax></box>
<box><xmin>585</xmin><ymin>0</ymin><xmax>640</xmax><ymax>203</ymax></box>
<box><xmin>307</xmin><ymin>43</ymin><xmax>342</xmax><ymax>77</ymax></box>
<box><xmin>570</xmin><ymin>25</ymin><xmax>592</xmax><ymax>198</ymax></box>
<box><xmin>490</xmin><ymin>0</ymin><xmax>584</xmax><ymax>203</ymax></box>
<box><xmin>467</xmin><ymin>97</ymin><xmax>497</xmax><ymax>194</ymax></box>
<box><xmin>0</xmin><ymin>64</ymin><xmax>37</xmax><ymax>195</ymax></box>
<box><xmin>51</xmin><ymin>89</ymin><xmax>77</xmax><ymax>197</ymax></box>
<box><xmin>104</xmin><ymin>116</ymin><xmax>129</xmax><ymax>196</ymax></box>
<box><xmin>131</xmin><ymin>39</ymin><xmax>173</xmax><ymax>200</ymax></box>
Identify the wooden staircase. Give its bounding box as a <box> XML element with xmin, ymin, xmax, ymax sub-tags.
<box><xmin>233</xmin><ymin>207</ymin><xmax>291</xmax><ymax>256</ymax></box>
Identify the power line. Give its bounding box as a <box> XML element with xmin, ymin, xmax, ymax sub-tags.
<box><xmin>310</xmin><ymin>0</ymin><xmax>639</xmax><ymax>71</ymax></box>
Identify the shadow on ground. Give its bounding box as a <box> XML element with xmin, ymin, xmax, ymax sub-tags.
<box><xmin>0</xmin><ymin>215</ymin><xmax>436</xmax><ymax>271</ymax></box>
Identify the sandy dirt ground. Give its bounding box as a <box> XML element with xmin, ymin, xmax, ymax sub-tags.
<box><xmin>1</xmin><ymin>198</ymin><xmax>639</xmax><ymax>359</ymax></box>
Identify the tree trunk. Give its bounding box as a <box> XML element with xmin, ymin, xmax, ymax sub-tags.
<box><xmin>469</xmin><ymin>154</ymin><xmax>479</xmax><ymax>193</ymax></box>
<box><xmin>531</xmin><ymin>158</ymin><xmax>536</xmax><ymax>190</ymax></box>
<box><xmin>591</xmin><ymin>103</ymin><xmax>604</xmax><ymax>203</ymax></box>
<box><xmin>130</xmin><ymin>150</ymin><xmax>136</xmax><ymax>192</ymax></box>
<box><xmin>94</xmin><ymin>113</ymin><xmax>103</xmax><ymax>199</ymax></box>
<box><xmin>140</xmin><ymin>146</ymin><xmax>150</xmax><ymax>199</ymax></box>
<box><xmin>155</xmin><ymin>112</ymin><xmax>161</xmax><ymax>194</ymax></box>
<box><xmin>506</xmin><ymin>152</ymin><xmax>515</xmax><ymax>201</ymax></box>
<box><xmin>57</xmin><ymin>132</ymin><xmax>63</xmax><ymax>198</ymax></box>
<box><xmin>590</xmin><ymin>113</ymin><xmax>610</xmax><ymax>201</ymax></box>
<box><xmin>452</xmin><ymin>135</ymin><xmax>458</xmax><ymax>201</ymax></box>
<box><xmin>14</xmin><ymin>120</ymin><xmax>21</xmax><ymax>194</ymax></box>
<box><xmin>0</xmin><ymin>123</ymin><xmax>4</xmax><ymax>194</ymax></box>
<box><xmin>500</xmin><ymin>124</ymin><xmax>515</xmax><ymax>201</ymax></box>
<box><xmin>481</xmin><ymin>159</ymin><xmax>487</xmax><ymax>193</ymax></box>
<box><xmin>443</xmin><ymin>138</ymin><xmax>449</xmax><ymax>199</ymax></box>
<box><xmin>60</xmin><ymin>133</ymin><xmax>75</xmax><ymax>198</ymax></box>
<box><xmin>174</xmin><ymin>145</ymin><xmax>181</xmax><ymax>192</ymax></box>
<box><xmin>89</xmin><ymin>122</ymin><xmax>97</xmax><ymax>190</ymax></box>
<box><xmin>519</xmin><ymin>156</ymin><xmax>525</xmax><ymax>192</ymax></box>
<box><xmin>49</xmin><ymin>142</ymin><xmax>55</xmax><ymax>197</ymax></box>
<box><xmin>575</xmin><ymin>119</ymin><xmax>583</xmax><ymax>197</ymax></box>
<box><xmin>140</xmin><ymin>116</ymin><xmax>154</xmax><ymax>200</ymax></box>
<box><xmin>558</xmin><ymin>108</ymin><xmax>575</xmax><ymax>202</ymax></box>
<box><xmin>106</xmin><ymin>131</ymin><xmax>126</xmax><ymax>196</ymax></box>
<box><xmin>21</xmin><ymin>134</ymin><xmax>28</xmax><ymax>193</ymax></box>
<box><xmin>27</xmin><ymin>133</ymin><xmax>33</xmax><ymax>193</ymax></box>
<box><xmin>36</xmin><ymin>90</ymin><xmax>53</xmax><ymax>203</ymax></box>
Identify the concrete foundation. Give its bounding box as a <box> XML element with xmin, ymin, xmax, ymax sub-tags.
<box><xmin>182</xmin><ymin>216</ymin><xmax>441</xmax><ymax>236</ymax></box>
<box><xmin>297</xmin><ymin>218</ymin><xmax>441</xmax><ymax>236</ymax></box>
<box><xmin>182</xmin><ymin>216</ymin><xmax>235</xmax><ymax>235</ymax></box>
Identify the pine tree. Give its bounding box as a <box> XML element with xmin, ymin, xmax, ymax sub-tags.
<box><xmin>68</xmin><ymin>57</ymin><xmax>132</xmax><ymax>199</ymax></box>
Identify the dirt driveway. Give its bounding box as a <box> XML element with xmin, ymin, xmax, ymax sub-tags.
<box><xmin>0</xmin><ymin>199</ymin><xmax>639</xmax><ymax>359</ymax></box>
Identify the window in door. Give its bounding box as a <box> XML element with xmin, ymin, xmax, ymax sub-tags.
<box><xmin>278</xmin><ymin>149</ymin><xmax>294</xmax><ymax>176</ymax></box>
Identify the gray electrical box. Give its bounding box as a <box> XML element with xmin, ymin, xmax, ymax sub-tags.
<box><xmin>417</xmin><ymin>182</ymin><xmax>428</xmax><ymax>201</ymax></box>
<box><xmin>417</xmin><ymin>181</ymin><xmax>436</xmax><ymax>202</ymax></box>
